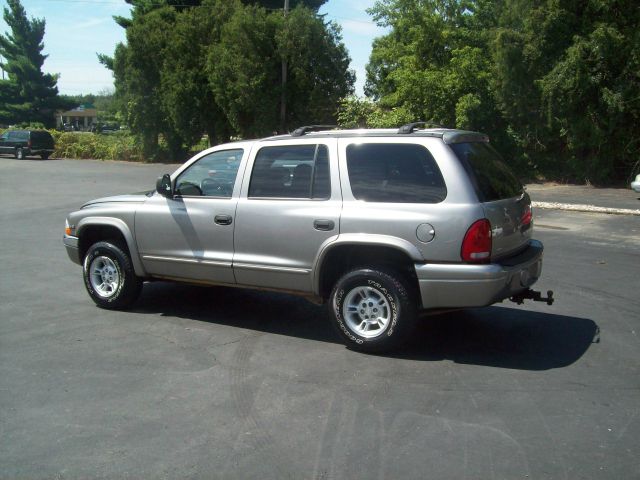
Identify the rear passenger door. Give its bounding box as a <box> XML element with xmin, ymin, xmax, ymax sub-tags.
<box><xmin>233</xmin><ymin>139</ymin><xmax>341</xmax><ymax>293</ymax></box>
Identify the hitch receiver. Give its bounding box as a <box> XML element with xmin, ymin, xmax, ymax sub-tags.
<box><xmin>510</xmin><ymin>289</ymin><xmax>554</xmax><ymax>306</ymax></box>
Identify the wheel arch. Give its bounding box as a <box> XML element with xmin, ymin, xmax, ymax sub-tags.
<box><xmin>313</xmin><ymin>235</ymin><xmax>422</xmax><ymax>306</ymax></box>
<box><xmin>76</xmin><ymin>217</ymin><xmax>146</xmax><ymax>277</ymax></box>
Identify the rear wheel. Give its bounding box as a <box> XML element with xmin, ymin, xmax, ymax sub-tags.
<box><xmin>83</xmin><ymin>241</ymin><xmax>142</xmax><ymax>309</ymax></box>
<box><xmin>15</xmin><ymin>148</ymin><xmax>24</xmax><ymax>160</ymax></box>
<box><xmin>329</xmin><ymin>268</ymin><xmax>417</xmax><ymax>353</ymax></box>
<box><xmin>41</xmin><ymin>152</ymin><xmax>50</xmax><ymax>160</ymax></box>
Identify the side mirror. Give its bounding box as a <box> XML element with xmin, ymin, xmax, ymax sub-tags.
<box><xmin>156</xmin><ymin>174</ymin><xmax>173</xmax><ymax>198</ymax></box>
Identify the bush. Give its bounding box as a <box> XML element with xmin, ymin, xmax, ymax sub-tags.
<box><xmin>52</xmin><ymin>131</ymin><xmax>144</xmax><ymax>162</ymax></box>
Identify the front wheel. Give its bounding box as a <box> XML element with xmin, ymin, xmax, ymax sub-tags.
<box><xmin>83</xmin><ymin>241</ymin><xmax>142</xmax><ymax>309</ymax></box>
<box><xmin>329</xmin><ymin>268</ymin><xmax>417</xmax><ymax>353</ymax></box>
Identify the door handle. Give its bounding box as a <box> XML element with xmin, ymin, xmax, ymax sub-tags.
<box><xmin>313</xmin><ymin>219</ymin><xmax>335</xmax><ymax>231</ymax></box>
<box><xmin>214</xmin><ymin>214</ymin><xmax>233</xmax><ymax>226</ymax></box>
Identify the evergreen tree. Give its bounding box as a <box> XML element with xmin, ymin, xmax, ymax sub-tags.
<box><xmin>101</xmin><ymin>0</ymin><xmax>353</xmax><ymax>156</ymax></box>
<box><xmin>0</xmin><ymin>0</ymin><xmax>60</xmax><ymax>126</ymax></box>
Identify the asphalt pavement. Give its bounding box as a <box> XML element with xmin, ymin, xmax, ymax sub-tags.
<box><xmin>1</xmin><ymin>158</ymin><xmax>639</xmax><ymax>479</ymax></box>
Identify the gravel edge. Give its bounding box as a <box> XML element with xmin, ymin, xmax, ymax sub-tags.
<box><xmin>532</xmin><ymin>201</ymin><xmax>640</xmax><ymax>216</ymax></box>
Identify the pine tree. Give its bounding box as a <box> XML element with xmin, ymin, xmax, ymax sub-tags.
<box><xmin>0</xmin><ymin>0</ymin><xmax>60</xmax><ymax>126</ymax></box>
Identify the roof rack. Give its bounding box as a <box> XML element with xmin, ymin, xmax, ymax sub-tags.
<box><xmin>291</xmin><ymin>125</ymin><xmax>338</xmax><ymax>137</ymax></box>
<box><xmin>397</xmin><ymin>121</ymin><xmax>444</xmax><ymax>134</ymax></box>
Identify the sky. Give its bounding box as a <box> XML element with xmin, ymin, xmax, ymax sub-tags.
<box><xmin>0</xmin><ymin>0</ymin><xmax>388</xmax><ymax>96</ymax></box>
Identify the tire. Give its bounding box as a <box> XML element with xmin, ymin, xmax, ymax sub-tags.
<box><xmin>83</xmin><ymin>241</ymin><xmax>142</xmax><ymax>309</ymax></box>
<box><xmin>41</xmin><ymin>153</ymin><xmax>50</xmax><ymax>160</ymax></box>
<box><xmin>329</xmin><ymin>268</ymin><xmax>417</xmax><ymax>353</ymax></box>
<box><xmin>15</xmin><ymin>148</ymin><xmax>24</xmax><ymax>160</ymax></box>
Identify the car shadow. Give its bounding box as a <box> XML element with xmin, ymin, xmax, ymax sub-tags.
<box><xmin>400</xmin><ymin>307</ymin><xmax>599</xmax><ymax>370</ymax></box>
<box><xmin>133</xmin><ymin>281</ymin><xmax>599</xmax><ymax>371</ymax></box>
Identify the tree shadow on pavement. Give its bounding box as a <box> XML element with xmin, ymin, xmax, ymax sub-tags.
<box><xmin>134</xmin><ymin>281</ymin><xmax>598</xmax><ymax>371</ymax></box>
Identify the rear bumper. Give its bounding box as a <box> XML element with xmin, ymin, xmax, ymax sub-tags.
<box><xmin>29</xmin><ymin>148</ymin><xmax>54</xmax><ymax>155</ymax></box>
<box><xmin>63</xmin><ymin>235</ymin><xmax>81</xmax><ymax>265</ymax></box>
<box><xmin>415</xmin><ymin>240</ymin><xmax>543</xmax><ymax>309</ymax></box>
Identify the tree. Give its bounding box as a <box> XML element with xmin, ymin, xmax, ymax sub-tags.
<box><xmin>102</xmin><ymin>0</ymin><xmax>353</xmax><ymax>157</ymax></box>
<box><xmin>493</xmin><ymin>0</ymin><xmax>640</xmax><ymax>182</ymax></box>
<box><xmin>112</xmin><ymin>0</ymin><xmax>327</xmax><ymax>28</ymax></box>
<box><xmin>161</xmin><ymin>0</ymin><xmax>235</xmax><ymax>146</ymax></box>
<box><xmin>276</xmin><ymin>7</ymin><xmax>354</xmax><ymax>128</ymax></box>
<box><xmin>365</xmin><ymin>0</ymin><xmax>501</xmax><ymax>130</ymax></box>
<box><xmin>241</xmin><ymin>0</ymin><xmax>327</xmax><ymax>9</ymax></box>
<box><xmin>207</xmin><ymin>4</ymin><xmax>282</xmax><ymax>137</ymax></box>
<box><xmin>110</xmin><ymin>7</ymin><xmax>183</xmax><ymax>158</ymax></box>
<box><xmin>365</xmin><ymin>0</ymin><xmax>640</xmax><ymax>183</ymax></box>
<box><xmin>207</xmin><ymin>4</ymin><xmax>353</xmax><ymax>137</ymax></box>
<box><xmin>0</xmin><ymin>0</ymin><xmax>61</xmax><ymax>126</ymax></box>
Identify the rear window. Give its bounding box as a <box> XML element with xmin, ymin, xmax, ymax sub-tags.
<box><xmin>450</xmin><ymin>142</ymin><xmax>523</xmax><ymax>202</ymax></box>
<box><xmin>346</xmin><ymin>143</ymin><xmax>447</xmax><ymax>203</ymax></box>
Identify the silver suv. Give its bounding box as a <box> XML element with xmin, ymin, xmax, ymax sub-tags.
<box><xmin>63</xmin><ymin>124</ymin><xmax>552</xmax><ymax>352</ymax></box>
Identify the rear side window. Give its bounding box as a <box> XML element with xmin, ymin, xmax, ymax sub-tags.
<box><xmin>31</xmin><ymin>131</ymin><xmax>53</xmax><ymax>143</ymax></box>
<box><xmin>249</xmin><ymin>145</ymin><xmax>330</xmax><ymax>199</ymax></box>
<box><xmin>346</xmin><ymin>143</ymin><xmax>446</xmax><ymax>203</ymax></box>
<box><xmin>450</xmin><ymin>142</ymin><xmax>523</xmax><ymax>202</ymax></box>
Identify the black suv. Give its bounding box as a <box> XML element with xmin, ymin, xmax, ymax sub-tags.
<box><xmin>0</xmin><ymin>130</ymin><xmax>55</xmax><ymax>159</ymax></box>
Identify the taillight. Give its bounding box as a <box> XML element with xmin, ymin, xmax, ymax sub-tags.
<box><xmin>521</xmin><ymin>204</ymin><xmax>532</xmax><ymax>226</ymax></box>
<box><xmin>461</xmin><ymin>219</ymin><xmax>492</xmax><ymax>263</ymax></box>
<box><xmin>27</xmin><ymin>139</ymin><xmax>32</xmax><ymax>148</ymax></box>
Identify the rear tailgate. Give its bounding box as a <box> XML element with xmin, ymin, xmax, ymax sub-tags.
<box><xmin>31</xmin><ymin>131</ymin><xmax>55</xmax><ymax>150</ymax></box>
<box><xmin>450</xmin><ymin>142</ymin><xmax>532</xmax><ymax>259</ymax></box>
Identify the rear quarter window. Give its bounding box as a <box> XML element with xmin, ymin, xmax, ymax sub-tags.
<box><xmin>450</xmin><ymin>142</ymin><xmax>523</xmax><ymax>202</ymax></box>
<box><xmin>346</xmin><ymin>143</ymin><xmax>447</xmax><ymax>203</ymax></box>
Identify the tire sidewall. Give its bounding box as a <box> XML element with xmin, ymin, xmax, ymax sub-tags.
<box><xmin>83</xmin><ymin>242</ymin><xmax>130</xmax><ymax>308</ymax></box>
<box><xmin>330</xmin><ymin>269</ymin><xmax>414</xmax><ymax>351</ymax></box>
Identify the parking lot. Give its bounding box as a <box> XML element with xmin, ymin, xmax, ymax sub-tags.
<box><xmin>1</xmin><ymin>158</ymin><xmax>639</xmax><ymax>479</ymax></box>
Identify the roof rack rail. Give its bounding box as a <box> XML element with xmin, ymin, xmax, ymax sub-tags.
<box><xmin>397</xmin><ymin>121</ymin><xmax>444</xmax><ymax>134</ymax></box>
<box><xmin>291</xmin><ymin>125</ymin><xmax>338</xmax><ymax>137</ymax></box>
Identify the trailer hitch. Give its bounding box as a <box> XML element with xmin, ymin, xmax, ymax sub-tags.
<box><xmin>510</xmin><ymin>289</ymin><xmax>554</xmax><ymax>306</ymax></box>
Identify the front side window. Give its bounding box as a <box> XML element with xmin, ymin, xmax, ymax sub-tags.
<box><xmin>346</xmin><ymin>143</ymin><xmax>447</xmax><ymax>203</ymax></box>
<box><xmin>249</xmin><ymin>144</ymin><xmax>330</xmax><ymax>199</ymax></box>
<box><xmin>175</xmin><ymin>149</ymin><xmax>243</xmax><ymax>198</ymax></box>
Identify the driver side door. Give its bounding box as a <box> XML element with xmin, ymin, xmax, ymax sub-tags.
<box><xmin>0</xmin><ymin>131</ymin><xmax>11</xmax><ymax>154</ymax></box>
<box><xmin>135</xmin><ymin>148</ymin><xmax>246</xmax><ymax>284</ymax></box>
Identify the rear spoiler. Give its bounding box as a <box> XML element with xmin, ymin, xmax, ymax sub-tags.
<box><xmin>443</xmin><ymin>131</ymin><xmax>490</xmax><ymax>144</ymax></box>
